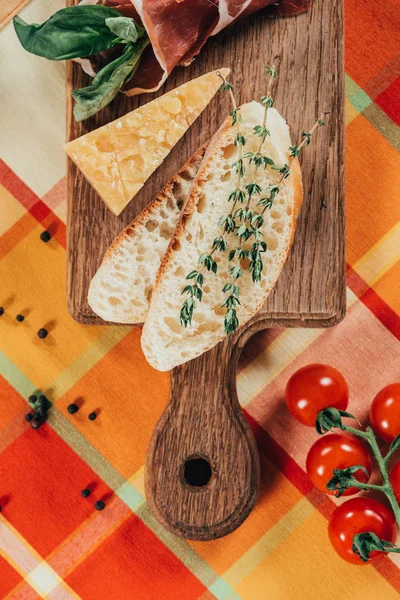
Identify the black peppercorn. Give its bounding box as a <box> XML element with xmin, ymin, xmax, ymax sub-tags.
<box><xmin>30</xmin><ymin>416</ymin><xmax>42</xmax><ymax>429</ymax></box>
<box><xmin>25</xmin><ymin>413</ymin><xmax>34</xmax><ymax>422</ymax></box>
<box><xmin>88</xmin><ymin>412</ymin><xmax>97</xmax><ymax>421</ymax></box>
<box><xmin>67</xmin><ymin>403</ymin><xmax>79</xmax><ymax>415</ymax></box>
<box><xmin>16</xmin><ymin>314</ymin><xmax>24</xmax><ymax>322</ymax></box>
<box><xmin>81</xmin><ymin>488</ymin><xmax>91</xmax><ymax>498</ymax></box>
<box><xmin>37</xmin><ymin>328</ymin><xmax>48</xmax><ymax>339</ymax></box>
<box><xmin>0</xmin><ymin>307</ymin><xmax>4</xmax><ymax>316</ymax></box>
<box><xmin>95</xmin><ymin>500</ymin><xmax>105</xmax><ymax>511</ymax></box>
<box><xmin>40</xmin><ymin>231</ymin><xmax>51</xmax><ymax>243</ymax></box>
<box><xmin>28</xmin><ymin>394</ymin><xmax>37</xmax><ymax>404</ymax></box>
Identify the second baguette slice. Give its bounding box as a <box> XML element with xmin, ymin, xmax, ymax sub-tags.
<box><xmin>141</xmin><ymin>102</ymin><xmax>303</xmax><ymax>371</ymax></box>
<box><xmin>88</xmin><ymin>146</ymin><xmax>206</xmax><ymax>323</ymax></box>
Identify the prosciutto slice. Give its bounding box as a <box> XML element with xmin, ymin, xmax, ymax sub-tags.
<box><xmin>84</xmin><ymin>0</ymin><xmax>311</xmax><ymax>95</ymax></box>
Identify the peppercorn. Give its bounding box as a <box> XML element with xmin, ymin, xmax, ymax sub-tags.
<box><xmin>25</xmin><ymin>413</ymin><xmax>34</xmax><ymax>422</ymax></box>
<box><xmin>67</xmin><ymin>403</ymin><xmax>79</xmax><ymax>415</ymax></box>
<box><xmin>81</xmin><ymin>488</ymin><xmax>91</xmax><ymax>498</ymax></box>
<box><xmin>16</xmin><ymin>314</ymin><xmax>24</xmax><ymax>322</ymax></box>
<box><xmin>0</xmin><ymin>307</ymin><xmax>4</xmax><ymax>316</ymax></box>
<box><xmin>88</xmin><ymin>411</ymin><xmax>97</xmax><ymax>421</ymax></box>
<box><xmin>37</xmin><ymin>328</ymin><xmax>48</xmax><ymax>339</ymax></box>
<box><xmin>28</xmin><ymin>394</ymin><xmax>37</xmax><ymax>404</ymax></box>
<box><xmin>40</xmin><ymin>231</ymin><xmax>51</xmax><ymax>243</ymax></box>
<box><xmin>30</xmin><ymin>416</ymin><xmax>42</xmax><ymax>429</ymax></box>
<box><xmin>95</xmin><ymin>500</ymin><xmax>105</xmax><ymax>511</ymax></box>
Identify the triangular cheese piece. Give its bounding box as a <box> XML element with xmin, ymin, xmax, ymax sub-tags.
<box><xmin>65</xmin><ymin>68</ymin><xmax>229</xmax><ymax>215</ymax></box>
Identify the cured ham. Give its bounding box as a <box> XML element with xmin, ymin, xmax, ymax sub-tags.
<box><xmin>83</xmin><ymin>0</ymin><xmax>311</xmax><ymax>94</ymax></box>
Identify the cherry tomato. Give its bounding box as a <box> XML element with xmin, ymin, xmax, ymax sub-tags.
<box><xmin>306</xmin><ymin>433</ymin><xmax>372</xmax><ymax>496</ymax></box>
<box><xmin>328</xmin><ymin>497</ymin><xmax>397</xmax><ymax>564</ymax></box>
<box><xmin>285</xmin><ymin>364</ymin><xmax>349</xmax><ymax>426</ymax></box>
<box><xmin>370</xmin><ymin>383</ymin><xmax>400</xmax><ymax>443</ymax></box>
<box><xmin>390</xmin><ymin>461</ymin><xmax>400</xmax><ymax>504</ymax></box>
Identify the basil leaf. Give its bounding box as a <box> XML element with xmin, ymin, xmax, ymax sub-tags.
<box><xmin>72</xmin><ymin>38</ymin><xmax>149</xmax><ymax>122</ymax></box>
<box><xmin>105</xmin><ymin>16</ymin><xmax>143</xmax><ymax>43</ymax></box>
<box><xmin>13</xmin><ymin>5</ymin><xmax>124</xmax><ymax>60</ymax></box>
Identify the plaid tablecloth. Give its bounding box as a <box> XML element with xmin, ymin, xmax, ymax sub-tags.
<box><xmin>0</xmin><ymin>0</ymin><xmax>399</xmax><ymax>598</ymax></box>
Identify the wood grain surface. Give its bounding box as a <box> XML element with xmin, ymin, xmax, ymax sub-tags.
<box><xmin>67</xmin><ymin>0</ymin><xmax>345</xmax><ymax>540</ymax></box>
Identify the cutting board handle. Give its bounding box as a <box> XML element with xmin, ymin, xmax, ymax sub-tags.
<box><xmin>145</xmin><ymin>334</ymin><xmax>260</xmax><ymax>540</ymax></box>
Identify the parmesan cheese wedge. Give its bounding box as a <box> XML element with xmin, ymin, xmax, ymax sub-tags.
<box><xmin>64</xmin><ymin>68</ymin><xmax>229</xmax><ymax>216</ymax></box>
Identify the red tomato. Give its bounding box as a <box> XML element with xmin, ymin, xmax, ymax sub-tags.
<box><xmin>370</xmin><ymin>383</ymin><xmax>400</xmax><ymax>443</ymax></box>
<box><xmin>390</xmin><ymin>461</ymin><xmax>400</xmax><ymax>504</ymax></box>
<box><xmin>285</xmin><ymin>364</ymin><xmax>349</xmax><ymax>426</ymax></box>
<box><xmin>328</xmin><ymin>498</ymin><xmax>397</xmax><ymax>564</ymax></box>
<box><xmin>306</xmin><ymin>434</ymin><xmax>372</xmax><ymax>496</ymax></box>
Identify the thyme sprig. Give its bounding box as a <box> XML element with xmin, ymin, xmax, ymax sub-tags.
<box><xmin>180</xmin><ymin>74</ymin><xmax>245</xmax><ymax>328</ymax></box>
<box><xmin>179</xmin><ymin>69</ymin><xmax>327</xmax><ymax>336</ymax></box>
<box><xmin>258</xmin><ymin>112</ymin><xmax>328</xmax><ymax>216</ymax></box>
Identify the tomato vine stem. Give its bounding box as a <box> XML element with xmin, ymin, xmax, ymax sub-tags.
<box><xmin>329</xmin><ymin>420</ymin><xmax>400</xmax><ymax>528</ymax></box>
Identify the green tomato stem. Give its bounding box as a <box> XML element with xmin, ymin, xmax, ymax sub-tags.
<box><xmin>342</xmin><ymin>423</ymin><xmax>400</xmax><ymax>529</ymax></box>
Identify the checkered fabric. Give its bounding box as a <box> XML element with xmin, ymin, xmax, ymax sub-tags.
<box><xmin>0</xmin><ymin>0</ymin><xmax>399</xmax><ymax>598</ymax></box>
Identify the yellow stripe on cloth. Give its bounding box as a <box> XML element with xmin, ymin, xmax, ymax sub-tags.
<box><xmin>0</xmin><ymin>517</ymin><xmax>79</xmax><ymax>599</ymax></box>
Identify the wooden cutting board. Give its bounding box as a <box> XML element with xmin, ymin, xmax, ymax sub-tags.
<box><xmin>67</xmin><ymin>0</ymin><xmax>345</xmax><ymax>540</ymax></box>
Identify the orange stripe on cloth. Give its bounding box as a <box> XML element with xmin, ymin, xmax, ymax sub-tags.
<box><xmin>347</xmin><ymin>266</ymin><xmax>400</xmax><ymax>340</ymax></box>
<box><xmin>0</xmin><ymin>1</ymin><xmax>31</xmax><ymax>30</ymax></box>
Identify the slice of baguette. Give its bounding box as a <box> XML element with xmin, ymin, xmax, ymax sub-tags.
<box><xmin>141</xmin><ymin>102</ymin><xmax>303</xmax><ymax>371</ymax></box>
<box><xmin>87</xmin><ymin>146</ymin><xmax>206</xmax><ymax>323</ymax></box>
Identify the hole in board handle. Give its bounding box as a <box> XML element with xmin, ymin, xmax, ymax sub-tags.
<box><xmin>183</xmin><ymin>457</ymin><xmax>212</xmax><ymax>488</ymax></box>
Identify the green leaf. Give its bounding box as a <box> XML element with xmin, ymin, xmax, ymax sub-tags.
<box><xmin>326</xmin><ymin>465</ymin><xmax>370</xmax><ymax>497</ymax></box>
<box><xmin>196</xmin><ymin>273</ymin><xmax>204</xmax><ymax>286</ymax></box>
<box><xmin>229</xmin><ymin>265</ymin><xmax>243</xmax><ymax>280</ymax></box>
<box><xmin>260</xmin><ymin>95</ymin><xmax>274</xmax><ymax>108</ymax></box>
<box><xmin>237</xmin><ymin>248</ymin><xmax>249</xmax><ymax>260</ymax></box>
<box><xmin>245</xmin><ymin>182</ymin><xmax>262</xmax><ymax>197</ymax></box>
<box><xmin>72</xmin><ymin>38</ymin><xmax>149</xmax><ymax>122</ymax></box>
<box><xmin>251</xmin><ymin>214</ymin><xmax>264</xmax><ymax>228</ymax></box>
<box><xmin>234</xmin><ymin>134</ymin><xmax>246</xmax><ymax>147</ymax></box>
<box><xmin>315</xmin><ymin>407</ymin><xmax>357</xmax><ymax>435</ymax></box>
<box><xmin>253</xmin><ymin>125</ymin><xmax>270</xmax><ymax>138</ymax></box>
<box><xmin>13</xmin><ymin>5</ymin><xmax>129</xmax><ymax>61</ymax></box>
<box><xmin>301</xmin><ymin>131</ymin><xmax>312</xmax><ymax>145</ymax></box>
<box><xmin>224</xmin><ymin>307</ymin><xmax>239</xmax><ymax>335</ymax></box>
<box><xmin>105</xmin><ymin>16</ymin><xmax>140</xmax><ymax>43</ymax></box>
<box><xmin>229</xmin><ymin>108</ymin><xmax>242</xmax><ymax>125</ymax></box>
<box><xmin>220</xmin><ymin>82</ymin><xmax>233</xmax><ymax>93</ymax></box>
<box><xmin>265</xmin><ymin>66</ymin><xmax>277</xmax><ymax>78</ymax></box>
<box><xmin>180</xmin><ymin>297</ymin><xmax>195</xmax><ymax>327</ymax></box>
<box><xmin>228</xmin><ymin>249</ymin><xmax>236</xmax><ymax>261</ymax></box>
<box><xmin>212</xmin><ymin>237</ymin><xmax>227</xmax><ymax>252</ymax></box>
<box><xmin>186</xmin><ymin>270</ymin><xmax>199</xmax><ymax>280</ymax></box>
<box><xmin>289</xmin><ymin>145</ymin><xmax>300</xmax><ymax>158</ymax></box>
